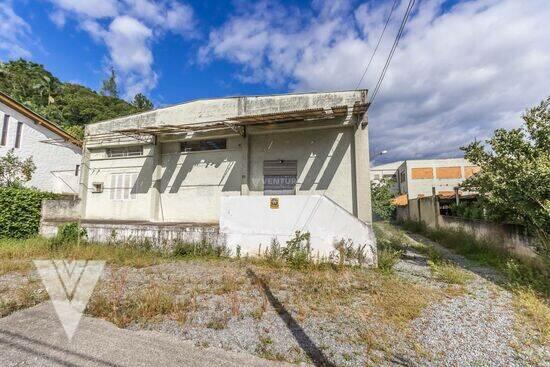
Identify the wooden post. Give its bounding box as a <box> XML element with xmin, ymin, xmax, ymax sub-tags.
<box><xmin>432</xmin><ymin>187</ymin><xmax>439</xmax><ymax>229</ymax></box>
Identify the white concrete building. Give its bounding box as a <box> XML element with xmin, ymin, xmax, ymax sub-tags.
<box><xmin>63</xmin><ymin>90</ymin><xmax>376</xmax><ymax>262</ymax></box>
<box><xmin>396</xmin><ymin>158</ymin><xmax>480</xmax><ymax>199</ymax></box>
<box><xmin>0</xmin><ymin>92</ymin><xmax>82</xmax><ymax>194</ymax></box>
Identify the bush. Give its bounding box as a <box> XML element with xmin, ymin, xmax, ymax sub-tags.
<box><xmin>172</xmin><ymin>241</ymin><xmax>230</xmax><ymax>258</ymax></box>
<box><xmin>0</xmin><ymin>186</ymin><xmax>57</xmax><ymax>239</ymax></box>
<box><xmin>282</xmin><ymin>231</ymin><xmax>311</xmax><ymax>269</ymax></box>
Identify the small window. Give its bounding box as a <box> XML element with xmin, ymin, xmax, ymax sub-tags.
<box><xmin>92</xmin><ymin>183</ymin><xmax>104</xmax><ymax>193</ymax></box>
<box><xmin>107</xmin><ymin>146</ymin><xmax>143</xmax><ymax>158</ymax></box>
<box><xmin>14</xmin><ymin>122</ymin><xmax>23</xmax><ymax>148</ymax></box>
<box><xmin>75</xmin><ymin>164</ymin><xmax>80</xmax><ymax>176</ymax></box>
<box><xmin>1</xmin><ymin>114</ymin><xmax>8</xmax><ymax>146</ymax></box>
<box><xmin>181</xmin><ymin>138</ymin><xmax>227</xmax><ymax>152</ymax></box>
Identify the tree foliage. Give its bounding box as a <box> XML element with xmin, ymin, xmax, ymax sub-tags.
<box><xmin>371</xmin><ymin>179</ymin><xmax>397</xmax><ymax>220</ymax></box>
<box><xmin>0</xmin><ymin>149</ymin><xmax>36</xmax><ymax>187</ymax></box>
<box><xmin>100</xmin><ymin>67</ymin><xmax>118</xmax><ymax>98</ymax></box>
<box><xmin>132</xmin><ymin>93</ymin><xmax>154</xmax><ymax>111</ymax></box>
<box><xmin>0</xmin><ymin>186</ymin><xmax>57</xmax><ymax>238</ymax></box>
<box><xmin>0</xmin><ymin>59</ymin><xmax>152</xmax><ymax>132</ymax></box>
<box><xmin>461</xmin><ymin>96</ymin><xmax>550</xmax><ymax>255</ymax></box>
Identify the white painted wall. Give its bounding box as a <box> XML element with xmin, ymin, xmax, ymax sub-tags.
<box><xmin>0</xmin><ymin>102</ymin><xmax>81</xmax><ymax>194</ymax></box>
<box><xmin>219</xmin><ymin>195</ymin><xmax>376</xmax><ymax>264</ymax></box>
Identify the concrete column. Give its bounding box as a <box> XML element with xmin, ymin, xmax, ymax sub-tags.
<box><xmin>353</xmin><ymin>115</ymin><xmax>373</xmax><ymax>224</ymax></box>
<box><xmin>150</xmin><ymin>139</ymin><xmax>163</xmax><ymax>222</ymax></box>
<box><xmin>241</xmin><ymin>134</ymin><xmax>250</xmax><ymax>195</ymax></box>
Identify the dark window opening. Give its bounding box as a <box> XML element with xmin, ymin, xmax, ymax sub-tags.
<box><xmin>181</xmin><ymin>138</ymin><xmax>227</xmax><ymax>152</ymax></box>
<box><xmin>107</xmin><ymin>145</ymin><xmax>143</xmax><ymax>158</ymax></box>
<box><xmin>75</xmin><ymin>164</ymin><xmax>80</xmax><ymax>176</ymax></box>
<box><xmin>14</xmin><ymin>122</ymin><xmax>23</xmax><ymax>148</ymax></box>
<box><xmin>1</xmin><ymin>115</ymin><xmax>9</xmax><ymax>146</ymax></box>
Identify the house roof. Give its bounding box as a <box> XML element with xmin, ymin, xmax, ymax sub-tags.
<box><xmin>0</xmin><ymin>91</ymin><xmax>82</xmax><ymax>148</ymax></box>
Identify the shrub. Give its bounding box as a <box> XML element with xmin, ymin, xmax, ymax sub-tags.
<box><xmin>282</xmin><ymin>231</ymin><xmax>311</xmax><ymax>269</ymax></box>
<box><xmin>58</xmin><ymin>222</ymin><xmax>87</xmax><ymax>242</ymax></box>
<box><xmin>0</xmin><ymin>186</ymin><xmax>57</xmax><ymax>239</ymax></box>
<box><xmin>172</xmin><ymin>241</ymin><xmax>230</xmax><ymax>258</ymax></box>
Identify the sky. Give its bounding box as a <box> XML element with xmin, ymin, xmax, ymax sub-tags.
<box><xmin>1</xmin><ymin>0</ymin><xmax>549</xmax><ymax>164</ymax></box>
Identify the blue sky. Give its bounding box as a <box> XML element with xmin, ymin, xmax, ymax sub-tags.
<box><xmin>1</xmin><ymin>0</ymin><xmax>549</xmax><ymax>164</ymax></box>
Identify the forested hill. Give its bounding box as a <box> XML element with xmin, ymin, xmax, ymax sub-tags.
<box><xmin>0</xmin><ymin>59</ymin><xmax>153</xmax><ymax>139</ymax></box>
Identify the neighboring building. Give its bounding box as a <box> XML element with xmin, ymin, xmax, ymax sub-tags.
<box><xmin>370</xmin><ymin>160</ymin><xmax>403</xmax><ymax>192</ymax></box>
<box><xmin>50</xmin><ymin>90</ymin><xmax>376</xmax><ymax>262</ymax></box>
<box><xmin>0</xmin><ymin>92</ymin><xmax>82</xmax><ymax>194</ymax></box>
<box><xmin>396</xmin><ymin>158</ymin><xmax>480</xmax><ymax>199</ymax></box>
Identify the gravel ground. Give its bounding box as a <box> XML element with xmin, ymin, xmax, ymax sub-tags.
<box><xmin>0</xmin><ymin>226</ymin><xmax>548</xmax><ymax>367</ymax></box>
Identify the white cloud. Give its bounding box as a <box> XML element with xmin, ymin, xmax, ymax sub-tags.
<box><xmin>200</xmin><ymin>0</ymin><xmax>550</xmax><ymax>163</ymax></box>
<box><xmin>0</xmin><ymin>1</ymin><xmax>32</xmax><ymax>59</ymax></box>
<box><xmin>46</xmin><ymin>0</ymin><xmax>197</xmax><ymax>97</ymax></box>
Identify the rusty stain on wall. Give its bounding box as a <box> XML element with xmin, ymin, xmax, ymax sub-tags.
<box><xmin>436</xmin><ymin>166</ymin><xmax>462</xmax><ymax>179</ymax></box>
<box><xmin>411</xmin><ymin>167</ymin><xmax>434</xmax><ymax>179</ymax></box>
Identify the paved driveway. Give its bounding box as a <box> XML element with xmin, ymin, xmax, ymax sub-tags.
<box><xmin>0</xmin><ymin>302</ymin><xmax>295</xmax><ymax>367</ymax></box>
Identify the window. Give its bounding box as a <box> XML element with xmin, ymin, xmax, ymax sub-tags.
<box><xmin>14</xmin><ymin>122</ymin><xmax>22</xmax><ymax>148</ymax></box>
<box><xmin>75</xmin><ymin>165</ymin><xmax>80</xmax><ymax>176</ymax></box>
<box><xmin>109</xmin><ymin>173</ymin><xmax>138</xmax><ymax>200</ymax></box>
<box><xmin>107</xmin><ymin>146</ymin><xmax>143</xmax><ymax>158</ymax></box>
<box><xmin>92</xmin><ymin>183</ymin><xmax>104</xmax><ymax>193</ymax></box>
<box><xmin>1</xmin><ymin>114</ymin><xmax>9</xmax><ymax>146</ymax></box>
<box><xmin>181</xmin><ymin>138</ymin><xmax>227</xmax><ymax>152</ymax></box>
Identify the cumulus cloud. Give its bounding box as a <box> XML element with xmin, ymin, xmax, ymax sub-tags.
<box><xmin>200</xmin><ymin>0</ymin><xmax>550</xmax><ymax>163</ymax></box>
<box><xmin>46</xmin><ymin>0</ymin><xmax>196</xmax><ymax>98</ymax></box>
<box><xmin>0</xmin><ymin>1</ymin><xmax>33</xmax><ymax>59</ymax></box>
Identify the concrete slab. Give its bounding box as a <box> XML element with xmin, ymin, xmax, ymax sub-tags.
<box><xmin>0</xmin><ymin>302</ymin><xmax>296</xmax><ymax>367</ymax></box>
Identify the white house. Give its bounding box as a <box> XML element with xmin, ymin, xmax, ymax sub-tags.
<box><xmin>0</xmin><ymin>91</ymin><xmax>82</xmax><ymax>194</ymax></box>
<box><xmin>41</xmin><ymin>90</ymin><xmax>377</xmax><ymax>264</ymax></box>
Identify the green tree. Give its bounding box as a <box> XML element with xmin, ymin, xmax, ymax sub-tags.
<box><xmin>100</xmin><ymin>67</ymin><xmax>118</xmax><ymax>98</ymax></box>
<box><xmin>371</xmin><ymin>179</ymin><xmax>397</xmax><ymax>220</ymax></box>
<box><xmin>461</xmin><ymin>96</ymin><xmax>550</xmax><ymax>256</ymax></box>
<box><xmin>0</xmin><ymin>149</ymin><xmax>36</xmax><ymax>187</ymax></box>
<box><xmin>132</xmin><ymin>93</ymin><xmax>154</xmax><ymax>111</ymax></box>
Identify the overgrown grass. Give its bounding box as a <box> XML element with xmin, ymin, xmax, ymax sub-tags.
<box><xmin>374</xmin><ymin>224</ymin><xmax>406</xmax><ymax>274</ymax></box>
<box><xmin>0</xmin><ymin>282</ymin><xmax>47</xmax><ymax>317</ymax></box>
<box><xmin>428</xmin><ymin>260</ymin><xmax>473</xmax><ymax>285</ymax></box>
<box><xmin>401</xmin><ymin>220</ymin><xmax>550</xmax><ymax>299</ymax></box>
<box><xmin>513</xmin><ymin>288</ymin><xmax>550</xmax><ymax>345</ymax></box>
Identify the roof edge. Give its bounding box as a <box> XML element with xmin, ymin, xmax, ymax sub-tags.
<box><xmin>0</xmin><ymin>91</ymin><xmax>82</xmax><ymax>148</ymax></box>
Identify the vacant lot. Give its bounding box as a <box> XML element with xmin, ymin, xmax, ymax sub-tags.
<box><xmin>0</xmin><ymin>225</ymin><xmax>548</xmax><ymax>367</ymax></box>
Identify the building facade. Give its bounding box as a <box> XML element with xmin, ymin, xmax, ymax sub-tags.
<box><xmin>396</xmin><ymin>158</ymin><xmax>480</xmax><ymax>199</ymax></box>
<box><xmin>72</xmin><ymin>91</ymin><xmax>376</xmax><ymax>261</ymax></box>
<box><xmin>0</xmin><ymin>92</ymin><xmax>82</xmax><ymax>194</ymax></box>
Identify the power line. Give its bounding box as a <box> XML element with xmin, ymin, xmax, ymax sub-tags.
<box><xmin>354</xmin><ymin>0</ymin><xmax>400</xmax><ymax>90</ymax></box>
<box><xmin>369</xmin><ymin>0</ymin><xmax>416</xmax><ymax>106</ymax></box>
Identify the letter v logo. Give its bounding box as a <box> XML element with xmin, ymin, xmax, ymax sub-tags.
<box><xmin>34</xmin><ymin>260</ymin><xmax>105</xmax><ymax>341</ymax></box>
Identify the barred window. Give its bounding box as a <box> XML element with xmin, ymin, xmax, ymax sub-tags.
<box><xmin>107</xmin><ymin>146</ymin><xmax>143</xmax><ymax>158</ymax></box>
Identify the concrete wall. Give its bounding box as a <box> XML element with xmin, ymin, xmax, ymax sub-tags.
<box><xmin>248</xmin><ymin>128</ymin><xmax>354</xmax><ymax>212</ymax></box>
<box><xmin>439</xmin><ymin>216</ymin><xmax>537</xmax><ymax>258</ymax></box>
<box><xmin>401</xmin><ymin>196</ymin><xmax>537</xmax><ymax>258</ymax></box>
<box><xmin>1</xmin><ymin>102</ymin><xmax>81</xmax><ymax>194</ymax></box>
<box><xmin>42</xmin><ymin>199</ymin><xmax>81</xmax><ymax>221</ymax></box>
<box><xmin>219</xmin><ymin>195</ymin><xmax>376</xmax><ymax>265</ymax></box>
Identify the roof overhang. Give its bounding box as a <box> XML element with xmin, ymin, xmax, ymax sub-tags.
<box><xmin>113</xmin><ymin>103</ymin><xmax>369</xmax><ymax>138</ymax></box>
<box><xmin>0</xmin><ymin>91</ymin><xmax>82</xmax><ymax>148</ymax></box>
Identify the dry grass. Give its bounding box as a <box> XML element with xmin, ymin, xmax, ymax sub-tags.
<box><xmin>86</xmin><ymin>278</ymin><xmax>189</xmax><ymax>328</ymax></box>
<box><xmin>513</xmin><ymin>288</ymin><xmax>550</xmax><ymax>345</ymax></box>
<box><xmin>0</xmin><ymin>282</ymin><xmax>47</xmax><ymax>317</ymax></box>
<box><xmin>428</xmin><ymin>260</ymin><xmax>474</xmax><ymax>285</ymax></box>
<box><xmin>0</xmin><ymin>260</ymin><xmax>31</xmax><ymax>276</ymax></box>
<box><xmin>0</xmin><ymin>237</ymin><xmax>166</xmax><ymax>268</ymax></box>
